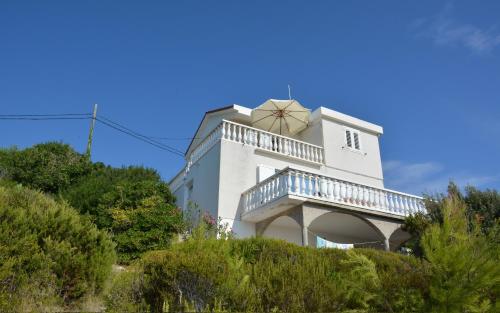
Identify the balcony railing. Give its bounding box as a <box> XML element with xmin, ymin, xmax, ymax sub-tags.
<box><xmin>186</xmin><ymin>120</ymin><xmax>324</xmax><ymax>173</ymax></box>
<box><xmin>242</xmin><ymin>167</ymin><xmax>426</xmax><ymax>217</ymax></box>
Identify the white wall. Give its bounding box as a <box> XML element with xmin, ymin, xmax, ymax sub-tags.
<box><xmin>218</xmin><ymin>139</ymin><xmax>326</xmax><ymax>237</ymax></box>
<box><xmin>262</xmin><ymin>216</ymin><xmax>302</xmax><ymax>245</ymax></box>
<box><xmin>320</xmin><ymin>118</ymin><xmax>384</xmax><ymax>187</ymax></box>
<box><xmin>181</xmin><ymin>141</ymin><xmax>222</xmax><ymax>219</ymax></box>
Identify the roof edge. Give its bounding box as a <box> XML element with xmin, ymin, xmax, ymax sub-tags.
<box><xmin>184</xmin><ymin>104</ymin><xmax>241</xmax><ymax>155</ymax></box>
<box><xmin>312</xmin><ymin>107</ymin><xmax>383</xmax><ymax>135</ymax></box>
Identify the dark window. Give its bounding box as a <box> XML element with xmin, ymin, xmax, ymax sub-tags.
<box><xmin>353</xmin><ymin>132</ymin><xmax>360</xmax><ymax>150</ymax></box>
<box><xmin>345</xmin><ymin>130</ymin><xmax>352</xmax><ymax>148</ymax></box>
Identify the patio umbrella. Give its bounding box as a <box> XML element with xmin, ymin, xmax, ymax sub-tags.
<box><xmin>251</xmin><ymin>99</ymin><xmax>310</xmax><ymax>135</ymax></box>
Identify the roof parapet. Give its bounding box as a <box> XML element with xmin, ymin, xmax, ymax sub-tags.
<box><xmin>312</xmin><ymin>107</ymin><xmax>383</xmax><ymax>135</ymax></box>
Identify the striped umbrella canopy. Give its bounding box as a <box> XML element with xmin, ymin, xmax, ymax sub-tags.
<box><xmin>251</xmin><ymin>99</ymin><xmax>310</xmax><ymax>135</ymax></box>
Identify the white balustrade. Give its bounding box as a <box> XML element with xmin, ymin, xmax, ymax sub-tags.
<box><xmin>242</xmin><ymin>168</ymin><xmax>426</xmax><ymax>217</ymax></box>
<box><xmin>219</xmin><ymin>120</ymin><xmax>324</xmax><ymax>164</ymax></box>
<box><xmin>186</xmin><ymin>120</ymin><xmax>325</xmax><ymax>174</ymax></box>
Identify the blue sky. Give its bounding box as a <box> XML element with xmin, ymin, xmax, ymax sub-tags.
<box><xmin>0</xmin><ymin>1</ymin><xmax>499</xmax><ymax>195</ymax></box>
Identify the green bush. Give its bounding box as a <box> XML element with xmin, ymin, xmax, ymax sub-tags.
<box><xmin>1</xmin><ymin>141</ymin><xmax>184</xmax><ymax>264</ymax></box>
<box><xmin>422</xmin><ymin>196</ymin><xmax>500</xmax><ymax>312</ymax></box>
<box><xmin>63</xmin><ymin>164</ymin><xmax>183</xmax><ymax>263</ymax></box>
<box><xmin>138</xmin><ymin>236</ymin><xmax>431</xmax><ymax>312</ymax></box>
<box><xmin>0</xmin><ymin>142</ymin><xmax>91</xmax><ymax>194</ymax></box>
<box><xmin>0</xmin><ymin>184</ymin><xmax>115</xmax><ymax>311</ymax></box>
<box><xmin>104</xmin><ymin>267</ymin><xmax>150</xmax><ymax>313</ymax></box>
<box><xmin>404</xmin><ymin>182</ymin><xmax>500</xmax><ymax>257</ymax></box>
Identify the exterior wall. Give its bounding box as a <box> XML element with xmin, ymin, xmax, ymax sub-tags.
<box><xmin>319</xmin><ymin>118</ymin><xmax>384</xmax><ymax>187</ymax></box>
<box><xmin>296</xmin><ymin>119</ymin><xmax>323</xmax><ymax>146</ymax></box>
<box><xmin>218</xmin><ymin>139</ymin><xmax>324</xmax><ymax>238</ymax></box>
<box><xmin>262</xmin><ymin>216</ymin><xmax>302</xmax><ymax>245</ymax></box>
<box><xmin>177</xmin><ymin>141</ymin><xmax>222</xmax><ymax>219</ymax></box>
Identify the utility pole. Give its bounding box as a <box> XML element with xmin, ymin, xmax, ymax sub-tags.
<box><xmin>85</xmin><ymin>103</ymin><xmax>98</xmax><ymax>160</ymax></box>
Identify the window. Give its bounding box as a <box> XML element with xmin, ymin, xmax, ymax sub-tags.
<box><xmin>353</xmin><ymin>132</ymin><xmax>360</xmax><ymax>150</ymax></box>
<box><xmin>345</xmin><ymin>130</ymin><xmax>352</xmax><ymax>148</ymax></box>
<box><xmin>344</xmin><ymin>127</ymin><xmax>361</xmax><ymax>151</ymax></box>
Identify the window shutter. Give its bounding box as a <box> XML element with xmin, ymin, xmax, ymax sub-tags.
<box><xmin>345</xmin><ymin>130</ymin><xmax>352</xmax><ymax>148</ymax></box>
<box><xmin>353</xmin><ymin>132</ymin><xmax>360</xmax><ymax>150</ymax></box>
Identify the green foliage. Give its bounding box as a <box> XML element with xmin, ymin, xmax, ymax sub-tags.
<box><xmin>421</xmin><ymin>196</ymin><xmax>500</xmax><ymax>312</ymax></box>
<box><xmin>0</xmin><ymin>142</ymin><xmax>91</xmax><ymax>194</ymax></box>
<box><xmin>0</xmin><ymin>141</ymin><xmax>184</xmax><ymax>264</ymax></box>
<box><xmin>136</xmin><ymin>223</ymin><xmax>430</xmax><ymax>313</ymax></box>
<box><xmin>0</xmin><ymin>184</ymin><xmax>115</xmax><ymax>311</ymax></box>
<box><xmin>64</xmin><ymin>164</ymin><xmax>183</xmax><ymax>263</ymax></box>
<box><xmin>104</xmin><ymin>267</ymin><xmax>150</xmax><ymax>313</ymax></box>
<box><xmin>404</xmin><ymin>181</ymin><xmax>500</xmax><ymax>256</ymax></box>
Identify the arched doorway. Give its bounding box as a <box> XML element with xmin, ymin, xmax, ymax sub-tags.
<box><xmin>262</xmin><ymin>216</ymin><xmax>302</xmax><ymax>245</ymax></box>
<box><xmin>308</xmin><ymin>212</ymin><xmax>386</xmax><ymax>250</ymax></box>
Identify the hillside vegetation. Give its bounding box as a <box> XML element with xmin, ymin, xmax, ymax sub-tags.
<box><xmin>0</xmin><ymin>142</ymin><xmax>183</xmax><ymax>263</ymax></box>
<box><xmin>105</xmin><ymin>199</ymin><xmax>499</xmax><ymax>313</ymax></box>
<box><xmin>0</xmin><ymin>184</ymin><xmax>115</xmax><ymax>311</ymax></box>
<box><xmin>0</xmin><ymin>141</ymin><xmax>499</xmax><ymax>312</ymax></box>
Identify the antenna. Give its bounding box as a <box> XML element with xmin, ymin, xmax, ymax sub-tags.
<box><xmin>288</xmin><ymin>84</ymin><xmax>292</xmax><ymax>100</ymax></box>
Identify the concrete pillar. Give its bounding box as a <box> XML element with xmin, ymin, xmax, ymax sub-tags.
<box><xmin>383</xmin><ymin>238</ymin><xmax>390</xmax><ymax>251</ymax></box>
<box><xmin>302</xmin><ymin>225</ymin><xmax>309</xmax><ymax>247</ymax></box>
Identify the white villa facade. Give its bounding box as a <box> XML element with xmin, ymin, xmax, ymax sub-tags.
<box><xmin>169</xmin><ymin>100</ymin><xmax>425</xmax><ymax>251</ymax></box>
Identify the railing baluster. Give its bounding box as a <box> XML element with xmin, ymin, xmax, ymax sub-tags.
<box><xmin>326</xmin><ymin>179</ymin><xmax>332</xmax><ymax>199</ymax></box>
<box><xmin>352</xmin><ymin>184</ymin><xmax>358</xmax><ymax>204</ymax></box>
<box><xmin>240</xmin><ymin>168</ymin><xmax>424</xmax><ymax>219</ymax></box>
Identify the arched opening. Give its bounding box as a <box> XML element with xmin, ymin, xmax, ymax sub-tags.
<box><xmin>308</xmin><ymin>212</ymin><xmax>386</xmax><ymax>250</ymax></box>
<box><xmin>388</xmin><ymin>227</ymin><xmax>412</xmax><ymax>252</ymax></box>
<box><xmin>262</xmin><ymin>216</ymin><xmax>302</xmax><ymax>245</ymax></box>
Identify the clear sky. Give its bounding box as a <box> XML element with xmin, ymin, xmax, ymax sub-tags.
<box><xmin>1</xmin><ymin>1</ymin><xmax>499</xmax><ymax>195</ymax></box>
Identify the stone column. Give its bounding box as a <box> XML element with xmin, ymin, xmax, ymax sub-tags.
<box><xmin>383</xmin><ymin>237</ymin><xmax>390</xmax><ymax>251</ymax></box>
<box><xmin>302</xmin><ymin>225</ymin><xmax>309</xmax><ymax>247</ymax></box>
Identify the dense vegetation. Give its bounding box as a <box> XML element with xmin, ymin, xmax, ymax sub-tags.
<box><xmin>0</xmin><ymin>142</ymin><xmax>184</xmax><ymax>263</ymax></box>
<box><xmin>404</xmin><ymin>182</ymin><xmax>500</xmax><ymax>257</ymax></box>
<box><xmin>1</xmin><ymin>141</ymin><xmax>499</xmax><ymax>312</ymax></box>
<box><xmin>63</xmin><ymin>164</ymin><xmax>183</xmax><ymax>263</ymax></box>
<box><xmin>105</xmin><ymin>197</ymin><xmax>499</xmax><ymax>313</ymax></box>
<box><xmin>0</xmin><ymin>142</ymin><xmax>91</xmax><ymax>194</ymax></box>
<box><xmin>108</xmin><ymin>236</ymin><xmax>431</xmax><ymax>312</ymax></box>
<box><xmin>0</xmin><ymin>183</ymin><xmax>115</xmax><ymax>311</ymax></box>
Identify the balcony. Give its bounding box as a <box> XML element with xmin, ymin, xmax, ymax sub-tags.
<box><xmin>186</xmin><ymin>120</ymin><xmax>324</xmax><ymax>173</ymax></box>
<box><xmin>241</xmin><ymin>167</ymin><xmax>425</xmax><ymax>222</ymax></box>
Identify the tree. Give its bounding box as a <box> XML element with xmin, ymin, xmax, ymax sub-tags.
<box><xmin>0</xmin><ymin>142</ymin><xmax>91</xmax><ymax>194</ymax></box>
<box><xmin>63</xmin><ymin>164</ymin><xmax>183</xmax><ymax>263</ymax></box>
<box><xmin>421</xmin><ymin>196</ymin><xmax>500</xmax><ymax>312</ymax></box>
<box><xmin>0</xmin><ymin>141</ymin><xmax>184</xmax><ymax>264</ymax></box>
<box><xmin>403</xmin><ymin>182</ymin><xmax>500</xmax><ymax>257</ymax></box>
<box><xmin>0</xmin><ymin>184</ymin><xmax>115</xmax><ymax>311</ymax></box>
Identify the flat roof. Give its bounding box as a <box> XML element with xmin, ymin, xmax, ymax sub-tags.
<box><xmin>312</xmin><ymin>107</ymin><xmax>383</xmax><ymax>135</ymax></box>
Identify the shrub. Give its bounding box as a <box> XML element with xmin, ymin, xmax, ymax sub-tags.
<box><xmin>404</xmin><ymin>182</ymin><xmax>500</xmax><ymax>257</ymax></box>
<box><xmin>63</xmin><ymin>164</ymin><xmax>183</xmax><ymax>263</ymax></box>
<box><xmin>0</xmin><ymin>184</ymin><xmax>115</xmax><ymax>311</ymax></box>
<box><xmin>422</xmin><ymin>196</ymin><xmax>500</xmax><ymax>312</ymax></box>
<box><xmin>0</xmin><ymin>142</ymin><xmax>91</xmax><ymax>194</ymax></box>
<box><xmin>138</xmin><ymin>235</ymin><xmax>430</xmax><ymax>312</ymax></box>
<box><xmin>104</xmin><ymin>266</ymin><xmax>150</xmax><ymax>313</ymax></box>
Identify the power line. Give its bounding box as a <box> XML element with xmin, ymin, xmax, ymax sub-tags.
<box><xmin>149</xmin><ymin>136</ymin><xmax>199</xmax><ymax>141</ymax></box>
<box><xmin>95</xmin><ymin>117</ymin><xmax>185</xmax><ymax>157</ymax></box>
<box><xmin>0</xmin><ymin>113</ymin><xmax>90</xmax><ymax>117</ymax></box>
<box><xmin>0</xmin><ymin>117</ymin><xmax>90</xmax><ymax>120</ymax></box>
<box><xmin>0</xmin><ymin>111</ymin><xmax>186</xmax><ymax>157</ymax></box>
<box><xmin>97</xmin><ymin>115</ymin><xmax>185</xmax><ymax>155</ymax></box>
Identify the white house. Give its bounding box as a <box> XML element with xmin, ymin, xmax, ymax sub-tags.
<box><xmin>169</xmin><ymin>99</ymin><xmax>425</xmax><ymax>251</ymax></box>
